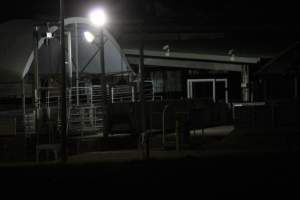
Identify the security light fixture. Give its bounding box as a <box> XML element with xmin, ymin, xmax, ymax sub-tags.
<box><xmin>163</xmin><ymin>44</ymin><xmax>170</xmax><ymax>57</ymax></box>
<box><xmin>46</xmin><ymin>32</ymin><xmax>53</xmax><ymax>39</ymax></box>
<box><xmin>84</xmin><ymin>31</ymin><xmax>95</xmax><ymax>43</ymax></box>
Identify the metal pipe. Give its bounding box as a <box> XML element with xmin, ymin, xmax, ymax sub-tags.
<box><xmin>139</xmin><ymin>31</ymin><xmax>147</xmax><ymax>158</ymax></box>
<box><xmin>295</xmin><ymin>76</ymin><xmax>298</xmax><ymax>98</ymax></box>
<box><xmin>241</xmin><ymin>65</ymin><xmax>250</xmax><ymax>102</ymax></box>
<box><xmin>139</xmin><ymin>33</ymin><xmax>146</xmax><ymax>132</ymax></box>
<box><xmin>213</xmin><ymin>79</ymin><xmax>216</xmax><ymax>103</ymax></box>
<box><xmin>60</xmin><ymin>0</ymin><xmax>68</xmax><ymax>162</ymax></box>
<box><xmin>100</xmin><ymin>28</ymin><xmax>108</xmax><ymax>137</ymax></box>
<box><xmin>66</xmin><ymin>32</ymin><xmax>73</xmax><ymax>86</ymax></box>
<box><xmin>74</xmin><ymin>23</ymin><xmax>80</xmax><ymax>106</ymax></box>
<box><xmin>33</xmin><ymin>25</ymin><xmax>39</xmax><ymax>138</ymax></box>
<box><xmin>22</xmin><ymin>79</ymin><xmax>26</xmax><ymax>117</ymax></box>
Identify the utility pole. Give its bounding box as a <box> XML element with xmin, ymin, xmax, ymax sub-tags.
<box><xmin>139</xmin><ymin>30</ymin><xmax>148</xmax><ymax>159</ymax></box>
<box><xmin>100</xmin><ymin>28</ymin><xmax>108</xmax><ymax>138</ymax></box>
<box><xmin>33</xmin><ymin>25</ymin><xmax>39</xmax><ymax>145</ymax></box>
<box><xmin>60</xmin><ymin>0</ymin><xmax>68</xmax><ymax>162</ymax></box>
<box><xmin>74</xmin><ymin>23</ymin><xmax>80</xmax><ymax>106</ymax></box>
<box><xmin>295</xmin><ymin>75</ymin><xmax>298</xmax><ymax>98</ymax></box>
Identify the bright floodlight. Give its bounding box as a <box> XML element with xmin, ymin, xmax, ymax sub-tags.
<box><xmin>46</xmin><ymin>32</ymin><xmax>53</xmax><ymax>39</ymax></box>
<box><xmin>84</xmin><ymin>31</ymin><xmax>95</xmax><ymax>43</ymax></box>
<box><xmin>89</xmin><ymin>8</ymin><xmax>107</xmax><ymax>27</ymax></box>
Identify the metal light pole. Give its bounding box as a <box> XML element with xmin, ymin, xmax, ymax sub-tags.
<box><xmin>33</xmin><ymin>25</ymin><xmax>40</xmax><ymax>144</ymax></box>
<box><xmin>99</xmin><ymin>28</ymin><xmax>108</xmax><ymax>137</ymax></box>
<box><xmin>60</xmin><ymin>0</ymin><xmax>68</xmax><ymax>162</ymax></box>
<box><xmin>88</xmin><ymin>8</ymin><xmax>108</xmax><ymax>137</ymax></box>
<box><xmin>139</xmin><ymin>30</ymin><xmax>148</xmax><ymax>159</ymax></box>
<box><xmin>74</xmin><ymin>23</ymin><xmax>80</xmax><ymax>106</ymax></box>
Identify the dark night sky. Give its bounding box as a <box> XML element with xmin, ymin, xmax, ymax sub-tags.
<box><xmin>1</xmin><ymin>0</ymin><xmax>300</xmax><ymax>29</ymax></box>
<box><xmin>0</xmin><ymin>0</ymin><xmax>299</xmax><ymax>49</ymax></box>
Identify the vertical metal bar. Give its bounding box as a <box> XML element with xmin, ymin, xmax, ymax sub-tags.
<box><xmin>60</xmin><ymin>0</ymin><xmax>68</xmax><ymax>162</ymax></box>
<box><xmin>74</xmin><ymin>23</ymin><xmax>80</xmax><ymax>106</ymax></box>
<box><xmin>22</xmin><ymin>79</ymin><xmax>26</xmax><ymax>117</ymax></box>
<box><xmin>190</xmin><ymin>80</ymin><xmax>192</xmax><ymax>99</ymax></box>
<box><xmin>225</xmin><ymin>79</ymin><xmax>229</xmax><ymax>104</ymax></box>
<box><xmin>100</xmin><ymin>28</ymin><xmax>108</xmax><ymax>137</ymax></box>
<box><xmin>295</xmin><ymin>76</ymin><xmax>298</xmax><ymax>98</ymax></box>
<box><xmin>213</xmin><ymin>79</ymin><xmax>216</xmax><ymax>103</ymax></box>
<box><xmin>111</xmin><ymin>87</ymin><xmax>114</xmax><ymax>103</ymax></box>
<box><xmin>139</xmin><ymin>32</ymin><xmax>146</xmax><ymax>133</ymax></box>
<box><xmin>187</xmin><ymin>80</ymin><xmax>190</xmax><ymax>99</ymax></box>
<box><xmin>67</xmin><ymin>32</ymin><xmax>73</xmax><ymax>86</ymax></box>
<box><xmin>132</xmin><ymin>86</ymin><xmax>135</xmax><ymax>102</ymax></box>
<box><xmin>139</xmin><ymin>30</ymin><xmax>148</xmax><ymax>159</ymax></box>
<box><xmin>241</xmin><ymin>65</ymin><xmax>250</xmax><ymax>102</ymax></box>
<box><xmin>152</xmin><ymin>81</ymin><xmax>155</xmax><ymax>101</ymax></box>
<box><xmin>250</xmin><ymin>82</ymin><xmax>254</xmax><ymax>102</ymax></box>
<box><xmin>33</xmin><ymin>25</ymin><xmax>39</xmax><ymax>139</ymax></box>
<box><xmin>90</xmin><ymin>87</ymin><xmax>93</xmax><ymax>105</ymax></box>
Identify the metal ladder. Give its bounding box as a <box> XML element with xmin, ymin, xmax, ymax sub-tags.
<box><xmin>68</xmin><ymin>85</ymin><xmax>106</xmax><ymax>135</ymax></box>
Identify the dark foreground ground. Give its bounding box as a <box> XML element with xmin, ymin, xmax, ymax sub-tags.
<box><xmin>0</xmin><ymin>150</ymin><xmax>299</xmax><ymax>195</ymax></box>
<box><xmin>1</xmin><ymin>126</ymin><xmax>300</xmax><ymax>195</ymax></box>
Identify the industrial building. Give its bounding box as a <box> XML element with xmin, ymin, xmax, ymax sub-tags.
<box><xmin>0</xmin><ymin>12</ymin><xmax>300</xmax><ymax>161</ymax></box>
<box><xmin>0</xmin><ymin>1</ymin><xmax>299</xmax><ymax>191</ymax></box>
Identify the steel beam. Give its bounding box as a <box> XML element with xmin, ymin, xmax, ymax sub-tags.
<box><xmin>128</xmin><ymin>57</ymin><xmax>242</xmax><ymax>72</ymax></box>
<box><xmin>124</xmin><ymin>49</ymin><xmax>260</xmax><ymax>64</ymax></box>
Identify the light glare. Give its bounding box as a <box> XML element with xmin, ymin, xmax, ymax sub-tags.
<box><xmin>89</xmin><ymin>9</ymin><xmax>107</xmax><ymax>27</ymax></box>
<box><xmin>84</xmin><ymin>31</ymin><xmax>95</xmax><ymax>43</ymax></box>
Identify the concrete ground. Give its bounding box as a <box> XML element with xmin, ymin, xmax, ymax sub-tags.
<box><xmin>0</xmin><ymin>123</ymin><xmax>299</xmax><ymax>195</ymax></box>
<box><xmin>0</xmin><ymin>148</ymin><xmax>298</xmax><ymax>195</ymax></box>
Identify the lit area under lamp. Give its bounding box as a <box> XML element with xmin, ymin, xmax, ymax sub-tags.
<box><xmin>163</xmin><ymin>44</ymin><xmax>170</xmax><ymax>57</ymax></box>
<box><xmin>228</xmin><ymin>49</ymin><xmax>235</xmax><ymax>61</ymax></box>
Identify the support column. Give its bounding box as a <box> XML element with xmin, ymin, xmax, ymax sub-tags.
<box><xmin>139</xmin><ymin>32</ymin><xmax>148</xmax><ymax>158</ymax></box>
<box><xmin>294</xmin><ymin>76</ymin><xmax>298</xmax><ymax>98</ymax></box>
<box><xmin>100</xmin><ymin>28</ymin><xmax>108</xmax><ymax>138</ymax></box>
<box><xmin>60</xmin><ymin>0</ymin><xmax>68</xmax><ymax>162</ymax></box>
<box><xmin>74</xmin><ymin>23</ymin><xmax>80</xmax><ymax>106</ymax></box>
<box><xmin>33</xmin><ymin>25</ymin><xmax>40</xmax><ymax>136</ymax></box>
<box><xmin>241</xmin><ymin>65</ymin><xmax>250</xmax><ymax>102</ymax></box>
<box><xmin>66</xmin><ymin>32</ymin><xmax>73</xmax><ymax>87</ymax></box>
<box><xmin>22</xmin><ymin>79</ymin><xmax>26</xmax><ymax>118</ymax></box>
<box><xmin>139</xmin><ymin>34</ymin><xmax>146</xmax><ymax>133</ymax></box>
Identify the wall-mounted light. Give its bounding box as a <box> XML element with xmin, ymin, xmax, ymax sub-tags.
<box><xmin>163</xmin><ymin>44</ymin><xmax>170</xmax><ymax>57</ymax></box>
<box><xmin>84</xmin><ymin>31</ymin><xmax>95</xmax><ymax>43</ymax></box>
<box><xmin>46</xmin><ymin>32</ymin><xmax>53</xmax><ymax>39</ymax></box>
<box><xmin>228</xmin><ymin>49</ymin><xmax>235</xmax><ymax>61</ymax></box>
